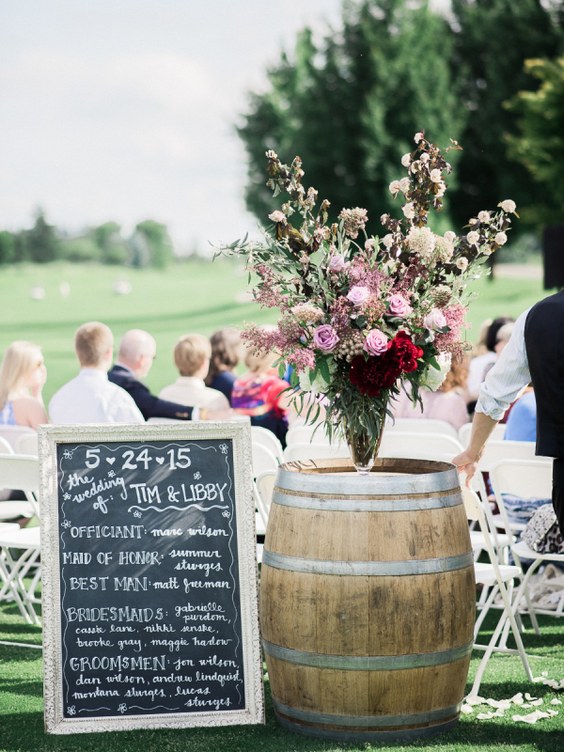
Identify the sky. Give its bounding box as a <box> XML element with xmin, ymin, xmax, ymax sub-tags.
<box><xmin>0</xmin><ymin>0</ymin><xmax>347</xmax><ymax>255</ymax></box>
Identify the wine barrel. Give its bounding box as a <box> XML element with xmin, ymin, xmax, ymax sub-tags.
<box><xmin>260</xmin><ymin>457</ymin><xmax>475</xmax><ymax>741</ymax></box>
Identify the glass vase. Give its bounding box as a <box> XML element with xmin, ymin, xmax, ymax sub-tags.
<box><xmin>344</xmin><ymin>423</ymin><xmax>385</xmax><ymax>475</ymax></box>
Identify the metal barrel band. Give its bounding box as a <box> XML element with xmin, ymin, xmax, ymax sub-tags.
<box><xmin>262</xmin><ymin>550</ymin><xmax>474</xmax><ymax>576</ymax></box>
<box><xmin>273</xmin><ymin>698</ymin><xmax>461</xmax><ymax>730</ymax></box>
<box><xmin>272</xmin><ymin>489</ymin><xmax>462</xmax><ymax>512</ymax></box>
<box><xmin>262</xmin><ymin>639</ymin><xmax>474</xmax><ymax>671</ymax></box>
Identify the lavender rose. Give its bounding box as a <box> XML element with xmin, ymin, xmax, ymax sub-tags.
<box><xmin>364</xmin><ymin>329</ymin><xmax>389</xmax><ymax>356</ymax></box>
<box><xmin>387</xmin><ymin>293</ymin><xmax>412</xmax><ymax>317</ymax></box>
<box><xmin>313</xmin><ymin>324</ymin><xmax>339</xmax><ymax>352</ymax></box>
<box><xmin>346</xmin><ymin>285</ymin><xmax>370</xmax><ymax>306</ymax></box>
<box><xmin>423</xmin><ymin>308</ymin><xmax>447</xmax><ymax>331</ymax></box>
<box><xmin>328</xmin><ymin>254</ymin><xmax>347</xmax><ymax>273</ymax></box>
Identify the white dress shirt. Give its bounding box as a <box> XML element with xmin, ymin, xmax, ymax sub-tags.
<box><xmin>159</xmin><ymin>377</ymin><xmax>229</xmax><ymax>411</ymax></box>
<box><xmin>475</xmin><ymin>308</ymin><xmax>532</xmax><ymax>421</ymax></box>
<box><xmin>49</xmin><ymin>368</ymin><xmax>145</xmax><ymax>424</ymax></box>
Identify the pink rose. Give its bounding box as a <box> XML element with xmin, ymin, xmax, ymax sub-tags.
<box><xmin>423</xmin><ymin>308</ymin><xmax>447</xmax><ymax>331</ymax></box>
<box><xmin>387</xmin><ymin>294</ymin><xmax>412</xmax><ymax>317</ymax></box>
<box><xmin>347</xmin><ymin>285</ymin><xmax>370</xmax><ymax>306</ymax></box>
<box><xmin>364</xmin><ymin>329</ymin><xmax>389</xmax><ymax>356</ymax></box>
<box><xmin>328</xmin><ymin>254</ymin><xmax>347</xmax><ymax>273</ymax></box>
<box><xmin>313</xmin><ymin>324</ymin><xmax>339</xmax><ymax>352</ymax></box>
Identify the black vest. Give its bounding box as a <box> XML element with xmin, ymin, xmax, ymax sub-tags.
<box><xmin>524</xmin><ymin>289</ymin><xmax>564</xmax><ymax>458</ymax></box>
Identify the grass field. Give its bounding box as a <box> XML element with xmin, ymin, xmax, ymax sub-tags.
<box><xmin>1</xmin><ymin>260</ymin><xmax>563</xmax><ymax>751</ymax></box>
<box><xmin>0</xmin><ymin>260</ymin><xmax>546</xmax><ymax>403</ymax></box>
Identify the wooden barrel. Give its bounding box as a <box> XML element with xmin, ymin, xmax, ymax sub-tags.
<box><xmin>260</xmin><ymin>457</ymin><xmax>475</xmax><ymax>741</ymax></box>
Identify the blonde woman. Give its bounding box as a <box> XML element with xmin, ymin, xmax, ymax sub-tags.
<box><xmin>0</xmin><ymin>341</ymin><xmax>48</xmax><ymax>429</ymax></box>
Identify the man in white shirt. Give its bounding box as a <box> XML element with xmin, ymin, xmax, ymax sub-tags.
<box><xmin>453</xmin><ymin>292</ymin><xmax>564</xmax><ymax>534</ymax></box>
<box><xmin>49</xmin><ymin>322</ymin><xmax>144</xmax><ymax>424</ymax></box>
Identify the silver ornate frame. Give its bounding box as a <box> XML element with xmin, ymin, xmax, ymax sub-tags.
<box><xmin>40</xmin><ymin>421</ymin><xmax>264</xmax><ymax>734</ymax></box>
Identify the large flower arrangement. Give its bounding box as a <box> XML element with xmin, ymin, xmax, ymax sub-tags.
<box><xmin>223</xmin><ymin>133</ymin><xmax>517</xmax><ymax>471</ymax></box>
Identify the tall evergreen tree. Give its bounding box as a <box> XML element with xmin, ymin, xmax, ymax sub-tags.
<box><xmin>449</xmin><ymin>0</ymin><xmax>564</xmax><ymax>230</ymax></box>
<box><xmin>506</xmin><ymin>57</ymin><xmax>564</xmax><ymax>224</ymax></box>
<box><xmin>238</xmin><ymin>0</ymin><xmax>462</xmax><ymax>229</ymax></box>
<box><xmin>25</xmin><ymin>208</ymin><xmax>59</xmax><ymax>263</ymax></box>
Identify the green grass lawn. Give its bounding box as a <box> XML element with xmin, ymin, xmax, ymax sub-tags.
<box><xmin>1</xmin><ymin>601</ymin><xmax>563</xmax><ymax>752</ymax></box>
<box><xmin>0</xmin><ymin>260</ymin><xmax>546</xmax><ymax>404</ymax></box>
<box><xmin>0</xmin><ymin>260</ymin><xmax>562</xmax><ymax>750</ymax></box>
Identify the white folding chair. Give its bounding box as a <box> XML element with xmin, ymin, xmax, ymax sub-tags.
<box><xmin>255</xmin><ymin>470</ymin><xmax>276</xmax><ymax>529</ymax></box>
<box><xmin>282</xmin><ymin>441</ymin><xmax>350</xmax><ymax>462</ymax></box>
<box><xmin>0</xmin><ymin>453</ymin><xmax>39</xmax><ymax>522</ymax></box>
<box><xmin>285</xmin><ymin>422</ymin><xmax>332</xmax><ymax>446</ymax></box>
<box><xmin>0</xmin><ymin>454</ymin><xmax>41</xmax><ymax>625</ymax></box>
<box><xmin>478</xmin><ymin>440</ymin><xmax>538</xmax><ymax>473</ymax></box>
<box><xmin>0</xmin><ymin>526</ymin><xmax>41</xmax><ymax>625</ymax></box>
<box><xmin>15</xmin><ymin>432</ymin><xmax>38</xmax><ymax>456</ymax></box>
<box><xmin>379</xmin><ymin>431</ymin><xmax>464</xmax><ymax>460</ymax></box>
<box><xmin>458</xmin><ymin>421</ymin><xmax>506</xmax><ymax>448</ymax></box>
<box><xmin>0</xmin><ymin>424</ymin><xmax>37</xmax><ymax>452</ymax></box>
<box><xmin>461</xmin><ymin>486</ymin><xmax>533</xmax><ymax>699</ymax></box>
<box><xmin>388</xmin><ymin>417</ymin><xmax>460</xmax><ymax>440</ymax></box>
<box><xmin>250</xmin><ymin>426</ymin><xmax>284</xmax><ymax>462</ymax></box>
<box><xmin>489</xmin><ymin>458</ymin><xmax>563</xmax><ymax>618</ymax></box>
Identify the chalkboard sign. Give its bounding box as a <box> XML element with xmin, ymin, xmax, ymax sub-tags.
<box><xmin>40</xmin><ymin>422</ymin><xmax>264</xmax><ymax>734</ymax></box>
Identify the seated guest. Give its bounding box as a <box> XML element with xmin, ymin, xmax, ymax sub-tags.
<box><xmin>159</xmin><ymin>334</ymin><xmax>230</xmax><ymax>416</ymax></box>
<box><xmin>0</xmin><ymin>340</ymin><xmax>48</xmax><ymax>429</ymax></box>
<box><xmin>504</xmin><ymin>386</ymin><xmax>536</xmax><ymax>442</ymax></box>
<box><xmin>231</xmin><ymin>335</ymin><xmax>291</xmax><ymax>446</ymax></box>
<box><xmin>49</xmin><ymin>322</ymin><xmax>144</xmax><ymax>424</ymax></box>
<box><xmin>467</xmin><ymin>316</ymin><xmax>514</xmax><ymax>410</ymax></box>
<box><xmin>392</xmin><ymin>358</ymin><xmax>470</xmax><ymax>432</ymax></box>
<box><xmin>108</xmin><ymin>329</ymin><xmax>195</xmax><ymax>421</ymax></box>
<box><xmin>205</xmin><ymin>327</ymin><xmax>241</xmax><ymax>403</ymax></box>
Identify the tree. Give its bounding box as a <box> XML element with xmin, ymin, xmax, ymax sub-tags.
<box><xmin>0</xmin><ymin>231</ymin><xmax>15</xmax><ymax>264</ymax></box>
<box><xmin>134</xmin><ymin>220</ymin><xmax>174</xmax><ymax>268</ymax></box>
<box><xmin>92</xmin><ymin>222</ymin><xmax>130</xmax><ymax>265</ymax></box>
<box><xmin>24</xmin><ymin>208</ymin><xmax>59</xmax><ymax>263</ymax></box>
<box><xmin>506</xmin><ymin>57</ymin><xmax>564</xmax><ymax>224</ymax></box>
<box><xmin>237</xmin><ymin>0</ymin><xmax>463</xmax><ymax>229</ymax></box>
<box><xmin>449</xmin><ymin>0</ymin><xmax>564</xmax><ymax>230</ymax></box>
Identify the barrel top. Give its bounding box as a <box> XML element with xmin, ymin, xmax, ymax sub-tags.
<box><xmin>277</xmin><ymin>457</ymin><xmax>460</xmax><ymax>496</ymax></box>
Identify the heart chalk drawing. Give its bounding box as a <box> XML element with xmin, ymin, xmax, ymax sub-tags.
<box><xmin>106</xmin><ymin>457</ymin><xmax>115</xmax><ymax>465</ymax></box>
<box><xmin>156</xmin><ymin>457</ymin><xmax>164</xmax><ymax>465</ymax></box>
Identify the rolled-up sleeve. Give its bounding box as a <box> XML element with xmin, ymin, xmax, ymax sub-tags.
<box><xmin>475</xmin><ymin>308</ymin><xmax>532</xmax><ymax>421</ymax></box>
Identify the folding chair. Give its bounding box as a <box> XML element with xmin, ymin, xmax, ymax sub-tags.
<box><xmin>389</xmin><ymin>417</ymin><xmax>460</xmax><ymax>440</ymax></box>
<box><xmin>282</xmin><ymin>441</ymin><xmax>350</xmax><ymax>462</ymax></box>
<box><xmin>15</xmin><ymin>432</ymin><xmax>38</xmax><ymax>456</ymax></box>
<box><xmin>461</xmin><ymin>486</ymin><xmax>533</xmax><ymax>699</ymax></box>
<box><xmin>458</xmin><ymin>421</ymin><xmax>505</xmax><ymax>448</ymax></box>
<box><xmin>250</xmin><ymin>425</ymin><xmax>284</xmax><ymax>463</ymax></box>
<box><xmin>379</xmin><ymin>431</ymin><xmax>464</xmax><ymax>460</ymax></box>
<box><xmin>0</xmin><ymin>454</ymin><xmax>42</xmax><ymax>625</ymax></box>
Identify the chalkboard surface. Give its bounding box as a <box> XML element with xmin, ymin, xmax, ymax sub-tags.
<box><xmin>40</xmin><ymin>422</ymin><xmax>264</xmax><ymax>734</ymax></box>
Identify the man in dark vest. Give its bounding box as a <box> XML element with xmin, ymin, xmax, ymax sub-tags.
<box><xmin>109</xmin><ymin>329</ymin><xmax>232</xmax><ymax>422</ymax></box>
<box><xmin>454</xmin><ymin>291</ymin><xmax>564</xmax><ymax>535</ymax></box>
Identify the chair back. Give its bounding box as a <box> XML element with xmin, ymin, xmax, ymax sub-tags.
<box><xmin>458</xmin><ymin>421</ymin><xmax>506</xmax><ymax>448</ymax></box>
<box><xmin>0</xmin><ymin>424</ymin><xmax>37</xmax><ymax>452</ymax></box>
<box><xmin>477</xmin><ymin>440</ymin><xmax>538</xmax><ymax>473</ymax></box>
<box><xmin>251</xmin><ymin>426</ymin><xmax>284</xmax><ymax>462</ymax></box>
<box><xmin>0</xmin><ymin>437</ymin><xmax>14</xmax><ymax>454</ymax></box>
<box><xmin>283</xmin><ymin>442</ymin><xmax>350</xmax><ymax>462</ymax></box>
<box><xmin>251</xmin><ymin>442</ymin><xmax>279</xmax><ymax>478</ymax></box>
<box><xmin>388</xmin><ymin>418</ymin><xmax>459</xmax><ymax>440</ymax></box>
<box><xmin>15</xmin><ymin>432</ymin><xmax>38</xmax><ymax>456</ymax></box>
<box><xmin>285</xmin><ymin>422</ymin><xmax>332</xmax><ymax>446</ymax></box>
<box><xmin>379</xmin><ymin>431</ymin><xmax>463</xmax><ymax>461</ymax></box>
<box><xmin>0</xmin><ymin>453</ymin><xmax>40</xmax><ymax>518</ymax></box>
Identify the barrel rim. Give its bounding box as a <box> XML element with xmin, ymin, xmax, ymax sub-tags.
<box><xmin>277</xmin><ymin>457</ymin><xmax>460</xmax><ymax>496</ymax></box>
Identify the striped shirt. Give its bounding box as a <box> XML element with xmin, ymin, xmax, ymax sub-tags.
<box><xmin>475</xmin><ymin>308</ymin><xmax>532</xmax><ymax>421</ymax></box>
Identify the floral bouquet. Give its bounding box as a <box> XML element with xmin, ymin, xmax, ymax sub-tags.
<box><xmin>221</xmin><ymin>132</ymin><xmax>517</xmax><ymax>473</ymax></box>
